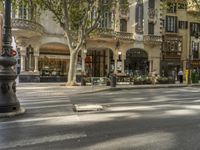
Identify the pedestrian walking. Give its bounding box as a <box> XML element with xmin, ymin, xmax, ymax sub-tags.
<box><xmin>152</xmin><ymin>69</ymin><xmax>158</xmax><ymax>85</ymax></box>
<box><xmin>178</xmin><ymin>69</ymin><xmax>183</xmax><ymax>83</ymax></box>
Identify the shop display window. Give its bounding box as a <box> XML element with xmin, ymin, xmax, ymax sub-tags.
<box><xmin>39</xmin><ymin>56</ymin><xmax>68</xmax><ymax>76</ymax></box>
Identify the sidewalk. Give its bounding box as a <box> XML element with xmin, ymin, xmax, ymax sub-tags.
<box><xmin>17</xmin><ymin>82</ymin><xmax>200</xmax><ymax>94</ymax></box>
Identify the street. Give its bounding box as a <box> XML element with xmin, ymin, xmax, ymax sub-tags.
<box><xmin>1</xmin><ymin>84</ymin><xmax>200</xmax><ymax>150</ymax></box>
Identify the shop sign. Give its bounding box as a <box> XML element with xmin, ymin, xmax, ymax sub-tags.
<box><xmin>191</xmin><ymin>60</ymin><xmax>200</xmax><ymax>67</ymax></box>
<box><xmin>40</xmin><ymin>54</ymin><xmax>70</xmax><ymax>59</ymax></box>
<box><xmin>162</xmin><ymin>52</ymin><xmax>181</xmax><ymax>59</ymax></box>
<box><xmin>187</xmin><ymin>60</ymin><xmax>200</xmax><ymax>68</ymax></box>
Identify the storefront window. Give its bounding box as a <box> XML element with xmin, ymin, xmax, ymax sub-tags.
<box><xmin>39</xmin><ymin>56</ymin><xmax>68</xmax><ymax>76</ymax></box>
<box><xmin>125</xmin><ymin>49</ymin><xmax>148</xmax><ymax>76</ymax></box>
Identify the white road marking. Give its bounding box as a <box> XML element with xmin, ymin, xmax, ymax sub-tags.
<box><xmin>0</xmin><ymin>132</ymin><xmax>87</xmax><ymax>149</ymax></box>
<box><xmin>0</xmin><ymin>115</ymin><xmax>79</xmax><ymax>128</ymax></box>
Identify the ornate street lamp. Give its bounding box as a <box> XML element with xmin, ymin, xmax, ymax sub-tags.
<box><xmin>0</xmin><ymin>0</ymin><xmax>24</xmax><ymax>116</ymax></box>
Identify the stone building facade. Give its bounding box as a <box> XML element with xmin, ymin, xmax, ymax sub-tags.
<box><xmin>161</xmin><ymin>1</ymin><xmax>200</xmax><ymax>79</ymax></box>
<box><xmin>9</xmin><ymin>0</ymin><xmax>199</xmax><ymax>82</ymax></box>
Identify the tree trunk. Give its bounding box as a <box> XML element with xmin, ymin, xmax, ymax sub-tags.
<box><xmin>66</xmin><ymin>51</ymin><xmax>78</xmax><ymax>86</ymax></box>
<box><xmin>73</xmin><ymin>53</ymin><xmax>78</xmax><ymax>82</ymax></box>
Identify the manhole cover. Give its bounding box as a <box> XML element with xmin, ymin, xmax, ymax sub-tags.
<box><xmin>74</xmin><ymin>104</ymin><xmax>104</xmax><ymax>112</ymax></box>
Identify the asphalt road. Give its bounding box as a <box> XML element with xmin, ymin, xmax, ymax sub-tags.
<box><xmin>1</xmin><ymin>84</ymin><xmax>200</xmax><ymax>150</ymax></box>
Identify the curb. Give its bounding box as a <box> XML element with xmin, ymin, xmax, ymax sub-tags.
<box><xmin>79</xmin><ymin>84</ymin><xmax>200</xmax><ymax>94</ymax></box>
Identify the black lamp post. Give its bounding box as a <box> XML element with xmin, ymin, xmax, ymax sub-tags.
<box><xmin>188</xmin><ymin>30</ymin><xmax>193</xmax><ymax>85</ymax></box>
<box><xmin>0</xmin><ymin>0</ymin><xmax>24</xmax><ymax>116</ymax></box>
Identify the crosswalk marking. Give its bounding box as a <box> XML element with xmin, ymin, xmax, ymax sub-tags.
<box><xmin>0</xmin><ymin>115</ymin><xmax>80</xmax><ymax>129</ymax></box>
<box><xmin>0</xmin><ymin>132</ymin><xmax>87</xmax><ymax>150</ymax></box>
<box><xmin>22</xmin><ymin>104</ymin><xmax>73</xmax><ymax>110</ymax></box>
<box><xmin>0</xmin><ymin>85</ymin><xmax>88</xmax><ymax>149</ymax></box>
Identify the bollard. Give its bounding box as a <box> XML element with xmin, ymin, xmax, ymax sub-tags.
<box><xmin>110</xmin><ymin>74</ymin><xmax>117</xmax><ymax>87</ymax></box>
<box><xmin>81</xmin><ymin>76</ymin><xmax>86</xmax><ymax>86</ymax></box>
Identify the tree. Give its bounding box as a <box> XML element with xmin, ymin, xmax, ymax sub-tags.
<box><xmin>161</xmin><ymin>0</ymin><xmax>200</xmax><ymax>12</ymax></box>
<box><xmin>0</xmin><ymin>0</ymin><xmax>128</xmax><ymax>86</ymax></box>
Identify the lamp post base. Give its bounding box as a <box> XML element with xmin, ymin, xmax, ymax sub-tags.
<box><xmin>0</xmin><ymin>107</ymin><xmax>26</xmax><ymax>118</ymax></box>
<box><xmin>0</xmin><ymin>56</ymin><xmax>23</xmax><ymax>114</ymax></box>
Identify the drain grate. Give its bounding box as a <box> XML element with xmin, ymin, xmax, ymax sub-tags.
<box><xmin>73</xmin><ymin>104</ymin><xmax>104</xmax><ymax>112</ymax></box>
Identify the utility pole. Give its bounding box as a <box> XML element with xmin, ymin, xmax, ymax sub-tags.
<box><xmin>188</xmin><ymin>54</ymin><xmax>191</xmax><ymax>85</ymax></box>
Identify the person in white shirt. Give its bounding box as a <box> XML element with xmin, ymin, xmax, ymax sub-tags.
<box><xmin>152</xmin><ymin>70</ymin><xmax>158</xmax><ymax>85</ymax></box>
<box><xmin>178</xmin><ymin>69</ymin><xmax>183</xmax><ymax>83</ymax></box>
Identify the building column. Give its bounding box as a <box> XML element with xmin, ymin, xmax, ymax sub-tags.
<box><xmin>148</xmin><ymin>57</ymin><xmax>153</xmax><ymax>75</ymax></box>
<box><xmin>121</xmin><ymin>54</ymin><xmax>126</xmax><ymax>73</ymax></box>
<box><xmin>154</xmin><ymin>57</ymin><xmax>160</xmax><ymax>75</ymax></box>
<box><xmin>34</xmin><ymin>49</ymin><xmax>39</xmax><ymax>73</ymax></box>
<box><xmin>20</xmin><ymin>47</ymin><xmax>26</xmax><ymax>72</ymax></box>
<box><xmin>106</xmin><ymin>50</ymin><xmax>110</xmax><ymax>74</ymax></box>
<box><xmin>150</xmin><ymin>57</ymin><xmax>160</xmax><ymax>75</ymax></box>
<box><xmin>34</xmin><ymin>56</ymin><xmax>39</xmax><ymax>72</ymax></box>
<box><xmin>28</xmin><ymin>47</ymin><xmax>33</xmax><ymax>71</ymax></box>
<box><xmin>114</xmin><ymin>53</ymin><xmax>118</xmax><ymax>74</ymax></box>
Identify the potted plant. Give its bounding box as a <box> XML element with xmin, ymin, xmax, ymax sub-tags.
<box><xmin>143</xmin><ymin>76</ymin><xmax>152</xmax><ymax>84</ymax></box>
<box><xmin>157</xmin><ymin>77</ymin><xmax>168</xmax><ymax>84</ymax></box>
<box><xmin>134</xmin><ymin>76</ymin><xmax>144</xmax><ymax>85</ymax></box>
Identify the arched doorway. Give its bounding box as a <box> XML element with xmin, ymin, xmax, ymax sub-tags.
<box><xmin>125</xmin><ymin>49</ymin><xmax>149</xmax><ymax>75</ymax></box>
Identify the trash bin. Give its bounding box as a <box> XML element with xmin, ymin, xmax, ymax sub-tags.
<box><xmin>106</xmin><ymin>79</ymin><xmax>110</xmax><ymax>86</ymax></box>
<box><xmin>81</xmin><ymin>76</ymin><xmax>86</xmax><ymax>86</ymax></box>
<box><xmin>195</xmin><ymin>73</ymin><xmax>199</xmax><ymax>83</ymax></box>
<box><xmin>110</xmin><ymin>74</ymin><xmax>117</xmax><ymax>87</ymax></box>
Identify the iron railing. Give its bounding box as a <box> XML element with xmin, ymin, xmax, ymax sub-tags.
<box><xmin>143</xmin><ymin>35</ymin><xmax>162</xmax><ymax>43</ymax></box>
<box><xmin>92</xmin><ymin>28</ymin><xmax>133</xmax><ymax>40</ymax></box>
<box><xmin>115</xmin><ymin>32</ymin><xmax>133</xmax><ymax>40</ymax></box>
<box><xmin>12</xmin><ymin>19</ymin><xmax>45</xmax><ymax>34</ymax></box>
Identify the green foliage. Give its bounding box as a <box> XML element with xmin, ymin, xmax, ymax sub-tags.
<box><xmin>0</xmin><ymin>0</ymin><xmax>129</xmax><ymax>41</ymax></box>
<box><xmin>133</xmin><ymin>76</ymin><xmax>152</xmax><ymax>85</ymax></box>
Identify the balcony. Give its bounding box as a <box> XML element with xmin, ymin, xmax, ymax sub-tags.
<box><xmin>115</xmin><ymin>32</ymin><xmax>133</xmax><ymax>40</ymax></box>
<box><xmin>91</xmin><ymin>28</ymin><xmax>133</xmax><ymax>41</ymax></box>
<box><xmin>97</xmin><ymin>28</ymin><xmax>115</xmax><ymax>38</ymax></box>
<box><xmin>12</xmin><ymin>19</ymin><xmax>45</xmax><ymax>38</ymax></box>
<box><xmin>143</xmin><ymin>35</ymin><xmax>162</xmax><ymax>44</ymax></box>
<box><xmin>89</xmin><ymin>28</ymin><xmax>114</xmax><ymax>39</ymax></box>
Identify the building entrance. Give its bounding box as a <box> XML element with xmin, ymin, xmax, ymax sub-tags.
<box><xmin>125</xmin><ymin>49</ymin><xmax>149</xmax><ymax>76</ymax></box>
<box><xmin>85</xmin><ymin>49</ymin><xmax>113</xmax><ymax>77</ymax></box>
